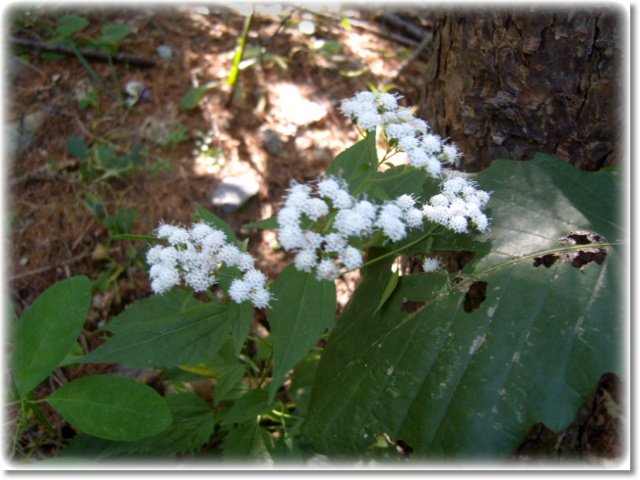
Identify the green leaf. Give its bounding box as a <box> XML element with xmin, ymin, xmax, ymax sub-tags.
<box><xmin>214</xmin><ymin>363</ymin><xmax>246</xmax><ymax>406</ymax></box>
<box><xmin>180</xmin><ymin>84</ymin><xmax>217</xmax><ymax>110</ymax></box>
<box><xmin>96</xmin><ymin>24</ymin><xmax>131</xmax><ymax>45</ymax></box>
<box><xmin>302</xmin><ymin>155</ymin><xmax>624</xmax><ymax>459</ymax></box>
<box><xmin>221</xmin><ymin>389</ymin><xmax>272</xmax><ymax>425</ymax></box>
<box><xmin>194</xmin><ymin>202</ymin><xmax>237</xmax><ymax>244</ymax></box>
<box><xmin>326</xmin><ymin>133</ymin><xmax>377</xmax><ymax>193</ymax></box>
<box><xmin>59</xmin><ymin>391</ymin><xmax>213</xmax><ymax>458</ymax></box>
<box><xmin>374</xmin><ymin>268</ymin><xmax>399</xmax><ymax>313</ymax></box>
<box><xmin>80</xmin><ymin>297</ymin><xmax>236</xmax><ymax>368</ymax></box>
<box><xmin>229</xmin><ymin>300</ymin><xmax>253</xmax><ymax>356</ymax></box>
<box><xmin>56</xmin><ymin>15</ymin><xmax>89</xmax><ymax>37</ymax></box>
<box><xmin>268</xmin><ymin>265</ymin><xmax>336</xmax><ymax>403</ymax></box>
<box><xmin>223</xmin><ymin>423</ymin><xmax>274</xmax><ymax>462</ymax></box>
<box><xmin>45</xmin><ymin>375</ymin><xmax>172</xmax><ymax>441</ymax></box>
<box><xmin>65</xmin><ymin>136</ymin><xmax>90</xmax><ymax>159</ymax></box>
<box><xmin>243</xmin><ymin>216</ymin><xmax>279</xmax><ymax>230</ymax></box>
<box><xmin>12</xmin><ymin>276</ymin><xmax>91</xmax><ymax>397</ymax></box>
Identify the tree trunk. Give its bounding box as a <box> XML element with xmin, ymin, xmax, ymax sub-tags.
<box><xmin>418</xmin><ymin>7</ymin><xmax>624</xmax><ymax>172</ymax></box>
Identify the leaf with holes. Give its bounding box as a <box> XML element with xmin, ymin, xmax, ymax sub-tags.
<box><xmin>302</xmin><ymin>154</ymin><xmax>625</xmax><ymax>460</ymax></box>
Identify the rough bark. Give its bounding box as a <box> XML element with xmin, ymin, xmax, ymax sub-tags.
<box><xmin>418</xmin><ymin>7</ymin><xmax>624</xmax><ymax>172</ymax></box>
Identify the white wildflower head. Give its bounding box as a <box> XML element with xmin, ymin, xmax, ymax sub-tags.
<box><xmin>422</xmin><ymin>257</ymin><xmax>442</xmax><ymax>273</ymax></box>
<box><xmin>147</xmin><ymin>220</ymin><xmax>271</xmax><ymax>308</ymax></box>
<box><xmin>316</xmin><ymin>258</ymin><xmax>341</xmax><ymax>281</ymax></box>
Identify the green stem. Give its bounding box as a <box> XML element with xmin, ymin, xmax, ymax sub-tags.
<box><xmin>356</xmin><ymin>225</ymin><xmax>440</xmax><ymax>271</ymax></box>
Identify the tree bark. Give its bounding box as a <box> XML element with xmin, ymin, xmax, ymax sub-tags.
<box><xmin>418</xmin><ymin>7</ymin><xmax>624</xmax><ymax>172</ymax></box>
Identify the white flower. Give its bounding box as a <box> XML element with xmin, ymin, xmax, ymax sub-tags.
<box><xmin>146</xmin><ymin>245</ymin><xmax>164</xmax><ymax>264</ymax></box>
<box><xmin>159</xmin><ymin>247</ymin><xmax>179</xmax><ymax>265</ymax></box>
<box><xmin>332</xmin><ymin>189</ymin><xmax>354</xmax><ymax>210</ymax></box>
<box><xmin>377</xmin><ymin>211</ymin><xmax>406</xmax><ymax>242</ymax></box>
<box><xmin>354</xmin><ymin>200</ymin><xmax>377</xmax><ymax>221</ymax></box>
<box><xmin>378</xmin><ymin>92</ymin><xmax>400</xmax><ymax>110</ymax></box>
<box><xmin>356</xmin><ymin>111</ymin><xmax>381</xmax><ymax>131</ymax></box>
<box><xmin>302</xmin><ymin>198</ymin><xmax>329</xmax><ymax>221</ymax></box>
<box><xmin>471</xmin><ymin>213</ymin><xmax>489</xmax><ymax>232</ymax></box>
<box><xmin>189</xmin><ymin>222</ymin><xmax>215</xmax><ymax>243</ymax></box>
<box><xmin>201</xmin><ymin>230</ymin><xmax>227</xmax><ymax>254</ymax></box>
<box><xmin>278</xmin><ymin>225</ymin><xmax>305</xmax><ymax>250</ymax></box>
<box><xmin>396</xmin><ymin>107</ymin><xmax>414</xmax><ymax>122</ymax></box>
<box><xmin>430</xmin><ymin>194</ymin><xmax>450</xmax><ymax>208</ymax></box>
<box><xmin>424</xmin><ymin>205</ymin><xmax>451</xmax><ymax>224</ymax></box>
<box><xmin>316</xmin><ymin>258</ymin><xmax>340</xmax><ymax>281</ymax></box>
<box><xmin>217</xmin><ymin>244</ymin><xmax>242</xmax><ymax>266</ymax></box>
<box><xmin>184</xmin><ymin>269</ymin><xmax>213</xmax><ymax>292</ymax></box>
<box><xmin>294</xmin><ymin>249</ymin><xmax>318</xmax><ymax>272</ymax></box>
<box><xmin>317</xmin><ymin>177</ymin><xmax>342</xmax><ymax>199</ymax></box>
<box><xmin>421</xmin><ymin>134</ymin><xmax>442</xmax><ymax>154</ymax></box>
<box><xmin>385</xmin><ymin>122</ymin><xmax>415</xmax><ymax>140</ymax></box>
<box><xmin>334</xmin><ymin>208</ymin><xmax>370</xmax><ymax>237</ymax></box>
<box><xmin>342</xmin><ymin>246</ymin><xmax>363</xmax><ymax>270</ymax></box>
<box><xmin>441</xmin><ymin>144</ymin><xmax>460</xmax><ymax>165</ymax></box>
<box><xmin>324</xmin><ymin>232</ymin><xmax>347</xmax><ymax>253</ymax></box>
<box><xmin>449</xmin><ymin>214</ymin><xmax>468</xmax><ymax>233</ymax></box>
<box><xmin>404</xmin><ymin>208</ymin><xmax>424</xmax><ymax>228</ymax></box>
<box><xmin>277</xmin><ymin>206</ymin><xmax>300</xmax><ymax>228</ymax></box>
<box><xmin>355</xmin><ymin>91</ymin><xmax>377</xmax><ymax>103</ymax></box>
<box><xmin>398</xmin><ymin>135</ymin><xmax>419</xmax><ymax>152</ymax></box>
<box><xmin>150</xmin><ymin>265</ymin><xmax>180</xmax><ymax>294</ymax></box>
<box><xmin>284</xmin><ymin>182</ymin><xmax>312</xmax><ymax>210</ymax></box>
<box><xmin>425</xmin><ymin>157</ymin><xmax>442</xmax><ymax>177</ymax></box>
<box><xmin>243</xmin><ymin>268</ymin><xmax>267</xmax><ymax>290</ymax></box>
<box><xmin>408</xmin><ymin>117</ymin><xmax>428</xmax><ymax>134</ymax></box>
<box><xmin>235</xmin><ymin>252</ymin><xmax>256</xmax><ymax>272</ymax></box>
<box><xmin>406</xmin><ymin>148</ymin><xmax>429</xmax><ymax>168</ymax></box>
<box><xmin>157</xmin><ymin>223</ymin><xmax>179</xmax><ymax>239</ymax></box>
<box><xmin>475</xmin><ymin>190</ymin><xmax>491</xmax><ymax>206</ymax></box>
<box><xmin>166</xmin><ymin>226</ymin><xmax>190</xmax><ymax>246</ymax></box>
<box><xmin>448</xmin><ymin>198</ymin><xmax>469</xmax><ymax>216</ymax></box>
<box><xmin>443</xmin><ymin>176</ymin><xmax>468</xmax><ymax>194</ymax></box>
<box><xmin>394</xmin><ymin>194</ymin><xmax>416</xmax><ymax>211</ymax></box>
<box><xmin>422</xmin><ymin>257</ymin><xmax>442</xmax><ymax>273</ymax></box>
<box><xmin>250</xmin><ymin>287</ymin><xmax>272</xmax><ymax>309</ymax></box>
<box><xmin>302</xmin><ymin>231</ymin><xmax>324</xmax><ymax>250</ymax></box>
<box><xmin>228</xmin><ymin>278</ymin><xmax>252</xmax><ymax>303</ymax></box>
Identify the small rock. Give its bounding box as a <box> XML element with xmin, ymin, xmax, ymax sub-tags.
<box><xmin>156</xmin><ymin>45</ymin><xmax>173</xmax><ymax>59</ymax></box>
<box><xmin>262</xmin><ymin>129</ymin><xmax>285</xmax><ymax>155</ymax></box>
<box><xmin>211</xmin><ymin>176</ymin><xmax>260</xmax><ymax>213</ymax></box>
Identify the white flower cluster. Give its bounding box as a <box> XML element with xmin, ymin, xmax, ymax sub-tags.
<box><xmin>422</xmin><ymin>175</ymin><xmax>491</xmax><ymax>234</ymax></box>
<box><xmin>277</xmin><ymin>174</ymin><xmax>490</xmax><ymax>281</ymax></box>
<box><xmin>339</xmin><ymin>91</ymin><xmax>460</xmax><ymax>177</ymax></box>
<box><xmin>146</xmin><ymin>222</ymin><xmax>272</xmax><ymax>308</ymax></box>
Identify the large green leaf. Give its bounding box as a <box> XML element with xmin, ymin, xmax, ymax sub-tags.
<box><xmin>267</xmin><ymin>265</ymin><xmax>336</xmax><ymax>403</ymax></box>
<box><xmin>302</xmin><ymin>155</ymin><xmax>625</xmax><ymax>459</ymax></box>
<box><xmin>45</xmin><ymin>375</ymin><xmax>172</xmax><ymax>441</ymax></box>
<box><xmin>59</xmin><ymin>391</ymin><xmax>214</xmax><ymax>457</ymax></box>
<box><xmin>81</xmin><ymin>296</ymin><xmax>237</xmax><ymax>368</ymax></box>
<box><xmin>12</xmin><ymin>276</ymin><xmax>91</xmax><ymax>397</ymax></box>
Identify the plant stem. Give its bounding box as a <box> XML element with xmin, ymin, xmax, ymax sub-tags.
<box><xmin>357</xmin><ymin>225</ymin><xmax>439</xmax><ymax>271</ymax></box>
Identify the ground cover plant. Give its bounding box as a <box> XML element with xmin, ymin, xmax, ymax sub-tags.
<box><xmin>5</xmin><ymin>5</ymin><xmax>626</xmax><ymax>468</ymax></box>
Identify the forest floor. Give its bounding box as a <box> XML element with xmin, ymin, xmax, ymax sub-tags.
<box><xmin>5</xmin><ymin>4</ymin><xmax>623</xmax><ymax>465</ymax></box>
